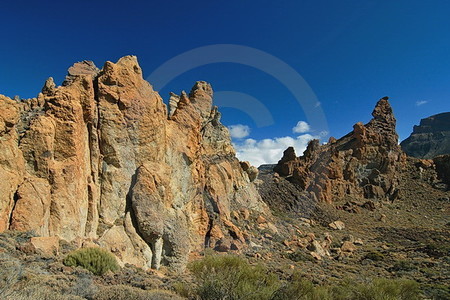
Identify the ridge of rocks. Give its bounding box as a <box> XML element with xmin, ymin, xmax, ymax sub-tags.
<box><xmin>274</xmin><ymin>97</ymin><xmax>406</xmax><ymax>203</ymax></box>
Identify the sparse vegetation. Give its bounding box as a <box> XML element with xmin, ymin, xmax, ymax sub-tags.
<box><xmin>63</xmin><ymin>247</ymin><xmax>119</xmax><ymax>276</ymax></box>
<box><xmin>0</xmin><ymin>253</ymin><xmax>82</xmax><ymax>300</ymax></box>
<box><xmin>189</xmin><ymin>254</ymin><xmax>280</xmax><ymax>300</ymax></box>
<box><xmin>422</xmin><ymin>241</ymin><xmax>450</xmax><ymax>258</ymax></box>
<box><xmin>330</xmin><ymin>278</ymin><xmax>420</xmax><ymax>300</ymax></box>
<box><xmin>364</xmin><ymin>251</ymin><xmax>385</xmax><ymax>261</ymax></box>
<box><xmin>93</xmin><ymin>285</ymin><xmax>182</xmax><ymax>300</ymax></box>
<box><xmin>391</xmin><ymin>260</ymin><xmax>416</xmax><ymax>272</ymax></box>
<box><xmin>272</xmin><ymin>273</ymin><xmax>331</xmax><ymax>300</ymax></box>
<box><xmin>186</xmin><ymin>254</ymin><xmax>420</xmax><ymax>300</ymax></box>
<box><xmin>285</xmin><ymin>250</ymin><xmax>315</xmax><ymax>262</ymax></box>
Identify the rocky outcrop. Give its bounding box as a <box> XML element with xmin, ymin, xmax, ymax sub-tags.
<box><xmin>433</xmin><ymin>154</ymin><xmax>450</xmax><ymax>186</ymax></box>
<box><xmin>401</xmin><ymin>112</ymin><xmax>450</xmax><ymax>158</ymax></box>
<box><xmin>274</xmin><ymin>97</ymin><xmax>406</xmax><ymax>203</ymax></box>
<box><xmin>0</xmin><ymin>56</ymin><xmax>267</xmax><ymax>270</ymax></box>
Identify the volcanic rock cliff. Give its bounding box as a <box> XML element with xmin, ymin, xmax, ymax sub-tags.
<box><xmin>401</xmin><ymin>112</ymin><xmax>450</xmax><ymax>159</ymax></box>
<box><xmin>0</xmin><ymin>56</ymin><xmax>267</xmax><ymax>270</ymax></box>
<box><xmin>273</xmin><ymin>97</ymin><xmax>406</xmax><ymax>204</ymax></box>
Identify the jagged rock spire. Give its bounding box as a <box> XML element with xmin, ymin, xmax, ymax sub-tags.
<box><xmin>274</xmin><ymin>97</ymin><xmax>405</xmax><ymax>203</ymax></box>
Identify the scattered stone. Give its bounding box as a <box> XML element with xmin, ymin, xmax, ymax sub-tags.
<box><xmin>257</xmin><ymin>215</ymin><xmax>267</xmax><ymax>224</ymax></box>
<box><xmin>266</xmin><ymin>222</ymin><xmax>278</xmax><ymax>234</ymax></box>
<box><xmin>324</xmin><ymin>232</ymin><xmax>333</xmax><ymax>244</ymax></box>
<box><xmin>342</xmin><ymin>235</ymin><xmax>355</xmax><ymax>243</ymax></box>
<box><xmin>214</xmin><ymin>238</ymin><xmax>232</xmax><ymax>252</ymax></box>
<box><xmin>362</xmin><ymin>200</ymin><xmax>376</xmax><ymax>211</ymax></box>
<box><xmin>310</xmin><ymin>251</ymin><xmax>322</xmax><ymax>260</ymax></box>
<box><xmin>341</xmin><ymin>201</ymin><xmax>361</xmax><ymax>213</ymax></box>
<box><xmin>341</xmin><ymin>241</ymin><xmax>356</xmax><ymax>253</ymax></box>
<box><xmin>30</xmin><ymin>236</ymin><xmax>60</xmax><ymax>256</ymax></box>
<box><xmin>249</xmin><ymin>241</ymin><xmax>262</xmax><ymax>249</ymax></box>
<box><xmin>329</xmin><ymin>221</ymin><xmax>345</xmax><ymax>230</ymax></box>
<box><xmin>354</xmin><ymin>239</ymin><xmax>364</xmax><ymax>245</ymax></box>
<box><xmin>308</xmin><ymin>240</ymin><xmax>328</xmax><ymax>257</ymax></box>
<box><xmin>264</xmin><ymin>233</ymin><xmax>273</xmax><ymax>240</ymax></box>
<box><xmin>306</xmin><ymin>232</ymin><xmax>316</xmax><ymax>242</ymax></box>
<box><xmin>240</xmin><ymin>209</ymin><xmax>250</xmax><ymax>220</ymax></box>
<box><xmin>297</xmin><ymin>238</ymin><xmax>309</xmax><ymax>248</ymax></box>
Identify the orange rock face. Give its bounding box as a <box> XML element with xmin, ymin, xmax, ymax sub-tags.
<box><xmin>0</xmin><ymin>56</ymin><xmax>267</xmax><ymax>270</ymax></box>
<box><xmin>274</xmin><ymin>97</ymin><xmax>406</xmax><ymax>203</ymax></box>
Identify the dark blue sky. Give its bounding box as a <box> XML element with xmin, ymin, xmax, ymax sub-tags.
<box><xmin>1</xmin><ymin>0</ymin><xmax>449</xmax><ymax>163</ymax></box>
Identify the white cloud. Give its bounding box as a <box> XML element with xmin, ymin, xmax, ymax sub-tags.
<box><xmin>416</xmin><ymin>100</ymin><xmax>428</xmax><ymax>106</ymax></box>
<box><xmin>234</xmin><ymin>134</ymin><xmax>317</xmax><ymax>167</ymax></box>
<box><xmin>228</xmin><ymin>124</ymin><xmax>250</xmax><ymax>139</ymax></box>
<box><xmin>292</xmin><ymin>121</ymin><xmax>311</xmax><ymax>134</ymax></box>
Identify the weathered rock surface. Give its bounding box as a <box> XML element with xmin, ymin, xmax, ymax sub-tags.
<box><xmin>433</xmin><ymin>154</ymin><xmax>450</xmax><ymax>186</ymax></box>
<box><xmin>274</xmin><ymin>97</ymin><xmax>406</xmax><ymax>203</ymax></box>
<box><xmin>0</xmin><ymin>56</ymin><xmax>267</xmax><ymax>270</ymax></box>
<box><xmin>401</xmin><ymin>112</ymin><xmax>450</xmax><ymax>159</ymax></box>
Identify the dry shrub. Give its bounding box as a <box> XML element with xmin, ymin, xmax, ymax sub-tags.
<box><xmin>94</xmin><ymin>284</ymin><xmax>184</xmax><ymax>300</ymax></box>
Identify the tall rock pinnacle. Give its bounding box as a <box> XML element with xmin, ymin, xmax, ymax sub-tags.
<box><xmin>274</xmin><ymin>97</ymin><xmax>405</xmax><ymax>203</ymax></box>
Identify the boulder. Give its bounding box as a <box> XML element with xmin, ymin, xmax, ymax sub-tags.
<box><xmin>329</xmin><ymin>221</ymin><xmax>345</xmax><ymax>230</ymax></box>
<box><xmin>341</xmin><ymin>241</ymin><xmax>356</xmax><ymax>253</ymax></box>
<box><xmin>30</xmin><ymin>236</ymin><xmax>59</xmax><ymax>256</ymax></box>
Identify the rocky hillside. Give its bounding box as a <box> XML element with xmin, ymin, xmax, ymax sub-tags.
<box><xmin>0</xmin><ymin>56</ymin><xmax>268</xmax><ymax>271</ymax></box>
<box><xmin>0</xmin><ymin>66</ymin><xmax>449</xmax><ymax>298</ymax></box>
<box><xmin>401</xmin><ymin>112</ymin><xmax>450</xmax><ymax>158</ymax></box>
<box><xmin>255</xmin><ymin>97</ymin><xmax>449</xmax><ymax>299</ymax></box>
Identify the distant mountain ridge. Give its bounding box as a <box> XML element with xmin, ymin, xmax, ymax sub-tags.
<box><xmin>401</xmin><ymin>112</ymin><xmax>450</xmax><ymax>158</ymax></box>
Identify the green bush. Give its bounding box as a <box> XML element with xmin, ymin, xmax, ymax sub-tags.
<box><xmin>272</xmin><ymin>273</ymin><xmax>331</xmax><ymax>300</ymax></box>
<box><xmin>421</xmin><ymin>283</ymin><xmax>450</xmax><ymax>300</ymax></box>
<box><xmin>274</xmin><ymin>276</ymin><xmax>419</xmax><ymax>300</ymax></box>
<box><xmin>391</xmin><ymin>260</ymin><xmax>416</xmax><ymax>272</ymax></box>
<box><xmin>189</xmin><ymin>254</ymin><xmax>280</xmax><ymax>300</ymax></box>
<box><xmin>286</xmin><ymin>250</ymin><xmax>315</xmax><ymax>262</ymax></box>
<box><xmin>364</xmin><ymin>251</ymin><xmax>384</xmax><ymax>261</ymax></box>
<box><xmin>331</xmin><ymin>278</ymin><xmax>420</xmax><ymax>300</ymax></box>
<box><xmin>63</xmin><ymin>247</ymin><xmax>119</xmax><ymax>276</ymax></box>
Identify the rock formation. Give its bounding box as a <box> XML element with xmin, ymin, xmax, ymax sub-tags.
<box><xmin>401</xmin><ymin>112</ymin><xmax>450</xmax><ymax>158</ymax></box>
<box><xmin>433</xmin><ymin>154</ymin><xmax>450</xmax><ymax>186</ymax></box>
<box><xmin>0</xmin><ymin>56</ymin><xmax>267</xmax><ymax>270</ymax></box>
<box><xmin>274</xmin><ymin>97</ymin><xmax>406</xmax><ymax>203</ymax></box>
